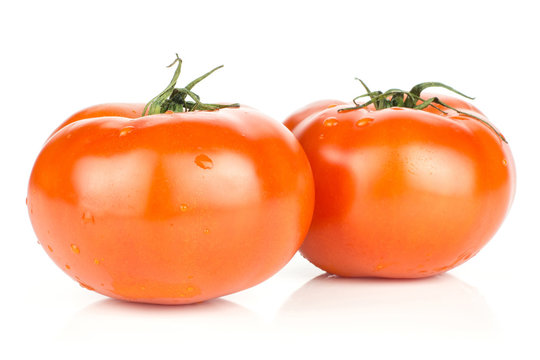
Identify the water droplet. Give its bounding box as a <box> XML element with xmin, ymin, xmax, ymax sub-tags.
<box><xmin>47</xmin><ymin>245</ymin><xmax>53</xmax><ymax>252</ymax></box>
<box><xmin>323</xmin><ymin>117</ymin><xmax>339</xmax><ymax>127</ymax></box>
<box><xmin>93</xmin><ymin>258</ymin><xmax>100</xmax><ymax>265</ymax></box>
<box><xmin>119</xmin><ymin>126</ymin><xmax>135</xmax><ymax>136</ymax></box>
<box><xmin>375</xmin><ymin>264</ymin><xmax>385</xmax><ymax>270</ymax></box>
<box><xmin>203</xmin><ymin>228</ymin><xmax>210</xmax><ymax>234</ymax></box>
<box><xmin>319</xmin><ymin>134</ymin><xmax>325</xmax><ymax>140</ymax></box>
<box><xmin>82</xmin><ymin>211</ymin><xmax>95</xmax><ymax>224</ymax></box>
<box><xmin>180</xmin><ymin>204</ymin><xmax>189</xmax><ymax>212</ymax></box>
<box><xmin>79</xmin><ymin>282</ymin><xmax>95</xmax><ymax>291</ymax></box>
<box><xmin>71</xmin><ymin>244</ymin><xmax>80</xmax><ymax>254</ymax></box>
<box><xmin>186</xmin><ymin>286</ymin><xmax>195</xmax><ymax>293</ymax></box>
<box><xmin>195</xmin><ymin>154</ymin><xmax>213</xmax><ymax>169</ymax></box>
<box><xmin>502</xmin><ymin>159</ymin><xmax>507</xmax><ymax>166</ymax></box>
<box><xmin>356</xmin><ymin>118</ymin><xmax>374</xmax><ymax>127</ymax></box>
<box><xmin>65</xmin><ymin>264</ymin><xmax>71</xmax><ymax>270</ymax></box>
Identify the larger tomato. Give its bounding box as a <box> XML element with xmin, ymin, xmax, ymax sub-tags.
<box><xmin>27</xmin><ymin>59</ymin><xmax>314</xmax><ymax>304</ymax></box>
<box><xmin>289</xmin><ymin>85</ymin><xmax>515</xmax><ymax>278</ymax></box>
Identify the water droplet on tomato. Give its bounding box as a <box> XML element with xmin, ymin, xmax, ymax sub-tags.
<box><xmin>94</xmin><ymin>258</ymin><xmax>100</xmax><ymax>265</ymax></box>
<box><xmin>203</xmin><ymin>228</ymin><xmax>210</xmax><ymax>234</ymax></box>
<box><xmin>65</xmin><ymin>264</ymin><xmax>71</xmax><ymax>270</ymax></box>
<box><xmin>47</xmin><ymin>245</ymin><xmax>53</xmax><ymax>252</ymax></box>
<box><xmin>323</xmin><ymin>118</ymin><xmax>339</xmax><ymax>127</ymax></box>
<box><xmin>180</xmin><ymin>204</ymin><xmax>189</xmax><ymax>212</ymax></box>
<box><xmin>71</xmin><ymin>244</ymin><xmax>80</xmax><ymax>254</ymax></box>
<box><xmin>119</xmin><ymin>126</ymin><xmax>135</xmax><ymax>136</ymax></box>
<box><xmin>319</xmin><ymin>134</ymin><xmax>325</xmax><ymax>140</ymax></box>
<box><xmin>502</xmin><ymin>159</ymin><xmax>507</xmax><ymax>166</ymax></box>
<box><xmin>82</xmin><ymin>211</ymin><xmax>95</xmax><ymax>224</ymax></box>
<box><xmin>195</xmin><ymin>154</ymin><xmax>213</xmax><ymax>169</ymax></box>
<box><xmin>356</xmin><ymin>118</ymin><xmax>374</xmax><ymax>127</ymax></box>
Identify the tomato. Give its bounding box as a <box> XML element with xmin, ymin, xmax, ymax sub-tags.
<box><xmin>283</xmin><ymin>99</ymin><xmax>347</xmax><ymax>131</ymax></box>
<box><xmin>27</xmin><ymin>59</ymin><xmax>315</xmax><ymax>304</ymax></box>
<box><xmin>289</xmin><ymin>89</ymin><xmax>515</xmax><ymax>278</ymax></box>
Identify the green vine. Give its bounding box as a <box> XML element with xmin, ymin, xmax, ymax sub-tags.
<box><xmin>340</xmin><ymin>79</ymin><xmax>507</xmax><ymax>143</ymax></box>
<box><xmin>142</xmin><ymin>54</ymin><xmax>239</xmax><ymax>116</ymax></box>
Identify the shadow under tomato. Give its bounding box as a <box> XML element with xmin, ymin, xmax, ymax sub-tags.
<box><xmin>60</xmin><ymin>297</ymin><xmax>261</xmax><ymax>342</ymax></box>
<box><xmin>273</xmin><ymin>273</ymin><xmax>497</xmax><ymax>339</ymax></box>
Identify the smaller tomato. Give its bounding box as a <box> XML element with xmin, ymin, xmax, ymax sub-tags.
<box><xmin>288</xmin><ymin>81</ymin><xmax>515</xmax><ymax>278</ymax></box>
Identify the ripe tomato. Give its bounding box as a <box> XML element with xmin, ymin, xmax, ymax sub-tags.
<box><xmin>289</xmin><ymin>90</ymin><xmax>515</xmax><ymax>278</ymax></box>
<box><xmin>27</xmin><ymin>59</ymin><xmax>314</xmax><ymax>304</ymax></box>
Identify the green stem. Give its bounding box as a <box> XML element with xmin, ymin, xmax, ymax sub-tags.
<box><xmin>339</xmin><ymin>80</ymin><xmax>507</xmax><ymax>143</ymax></box>
<box><xmin>143</xmin><ymin>54</ymin><xmax>239</xmax><ymax>116</ymax></box>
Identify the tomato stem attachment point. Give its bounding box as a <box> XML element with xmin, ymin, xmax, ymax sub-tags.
<box><xmin>142</xmin><ymin>54</ymin><xmax>239</xmax><ymax>116</ymax></box>
<box><xmin>340</xmin><ymin>80</ymin><xmax>507</xmax><ymax>143</ymax></box>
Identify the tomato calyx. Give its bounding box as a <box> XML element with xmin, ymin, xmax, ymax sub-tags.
<box><xmin>339</xmin><ymin>79</ymin><xmax>507</xmax><ymax>143</ymax></box>
<box><xmin>142</xmin><ymin>54</ymin><xmax>239</xmax><ymax>116</ymax></box>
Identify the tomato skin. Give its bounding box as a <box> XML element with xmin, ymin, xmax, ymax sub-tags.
<box><xmin>49</xmin><ymin>103</ymin><xmax>146</xmax><ymax>139</ymax></box>
<box><xmin>283</xmin><ymin>99</ymin><xmax>347</xmax><ymax>131</ymax></box>
<box><xmin>291</xmin><ymin>94</ymin><xmax>515</xmax><ymax>278</ymax></box>
<box><xmin>28</xmin><ymin>105</ymin><xmax>314</xmax><ymax>304</ymax></box>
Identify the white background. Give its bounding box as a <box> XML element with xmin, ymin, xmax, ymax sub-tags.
<box><xmin>1</xmin><ymin>0</ymin><xmax>539</xmax><ymax>358</ymax></box>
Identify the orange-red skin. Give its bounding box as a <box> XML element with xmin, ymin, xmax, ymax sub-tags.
<box><xmin>49</xmin><ymin>103</ymin><xmax>146</xmax><ymax>139</ymax></box>
<box><xmin>283</xmin><ymin>99</ymin><xmax>347</xmax><ymax>131</ymax></box>
<box><xmin>291</xmin><ymin>94</ymin><xmax>516</xmax><ymax>278</ymax></box>
<box><xmin>28</xmin><ymin>103</ymin><xmax>315</xmax><ymax>304</ymax></box>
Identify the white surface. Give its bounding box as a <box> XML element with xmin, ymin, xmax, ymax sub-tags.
<box><xmin>1</xmin><ymin>0</ymin><xmax>539</xmax><ymax>358</ymax></box>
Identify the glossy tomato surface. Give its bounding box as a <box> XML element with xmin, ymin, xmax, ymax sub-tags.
<box><xmin>291</xmin><ymin>94</ymin><xmax>515</xmax><ymax>278</ymax></box>
<box><xmin>283</xmin><ymin>99</ymin><xmax>347</xmax><ymax>131</ymax></box>
<box><xmin>28</xmin><ymin>104</ymin><xmax>314</xmax><ymax>304</ymax></box>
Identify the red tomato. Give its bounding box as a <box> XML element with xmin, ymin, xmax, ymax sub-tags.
<box><xmin>28</xmin><ymin>104</ymin><xmax>314</xmax><ymax>304</ymax></box>
<box><xmin>290</xmin><ymin>93</ymin><xmax>515</xmax><ymax>278</ymax></box>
